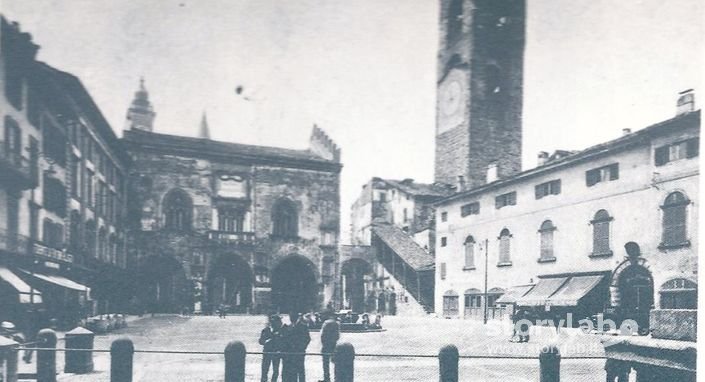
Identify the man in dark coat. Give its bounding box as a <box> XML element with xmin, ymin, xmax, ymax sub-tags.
<box><xmin>282</xmin><ymin>313</ymin><xmax>310</xmax><ymax>382</ymax></box>
<box><xmin>259</xmin><ymin>315</ymin><xmax>283</xmax><ymax>382</ymax></box>
<box><xmin>319</xmin><ymin>316</ymin><xmax>340</xmax><ymax>382</ymax></box>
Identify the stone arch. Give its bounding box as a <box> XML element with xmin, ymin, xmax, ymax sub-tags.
<box><xmin>271</xmin><ymin>254</ymin><xmax>318</xmax><ymax>314</ymax></box>
<box><xmin>206</xmin><ymin>253</ymin><xmax>253</xmax><ymax>314</ymax></box>
<box><xmin>610</xmin><ymin>257</ymin><xmax>654</xmax><ymax>332</ymax></box>
<box><xmin>341</xmin><ymin>258</ymin><xmax>374</xmax><ymax>312</ymax></box>
<box><xmin>139</xmin><ymin>255</ymin><xmax>189</xmax><ymax>313</ymax></box>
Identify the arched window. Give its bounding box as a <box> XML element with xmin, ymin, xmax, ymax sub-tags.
<box><xmin>498</xmin><ymin>228</ymin><xmax>511</xmax><ymax>265</ymax></box>
<box><xmin>659</xmin><ymin>278</ymin><xmax>697</xmax><ymax>309</ymax></box>
<box><xmin>464</xmin><ymin>236</ymin><xmax>475</xmax><ymax>269</ymax></box>
<box><xmin>272</xmin><ymin>199</ymin><xmax>298</xmax><ymax>238</ymax></box>
<box><xmin>661</xmin><ymin>192</ymin><xmax>689</xmax><ymax>248</ymax></box>
<box><xmin>163</xmin><ymin>189</ymin><xmax>193</xmax><ymax>231</ymax></box>
<box><xmin>539</xmin><ymin>220</ymin><xmax>556</xmax><ymax>261</ymax></box>
<box><xmin>591</xmin><ymin>210</ymin><xmax>612</xmax><ymax>256</ymax></box>
<box><xmin>446</xmin><ymin>0</ymin><xmax>464</xmax><ymax>45</ymax></box>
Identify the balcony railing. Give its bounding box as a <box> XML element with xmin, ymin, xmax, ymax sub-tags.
<box><xmin>207</xmin><ymin>231</ymin><xmax>255</xmax><ymax>245</ymax></box>
<box><xmin>0</xmin><ymin>142</ymin><xmax>34</xmax><ymax>189</ymax></box>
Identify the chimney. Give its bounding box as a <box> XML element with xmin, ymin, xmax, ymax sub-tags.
<box><xmin>456</xmin><ymin>175</ymin><xmax>466</xmax><ymax>191</ymax></box>
<box><xmin>676</xmin><ymin>89</ymin><xmax>695</xmax><ymax>116</ymax></box>
<box><xmin>622</xmin><ymin>128</ymin><xmax>631</xmax><ymax>136</ymax></box>
<box><xmin>537</xmin><ymin>151</ymin><xmax>549</xmax><ymax>166</ymax></box>
<box><xmin>486</xmin><ymin>163</ymin><xmax>498</xmax><ymax>183</ymax></box>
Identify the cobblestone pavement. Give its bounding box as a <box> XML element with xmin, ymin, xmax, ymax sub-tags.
<box><xmin>23</xmin><ymin>315</ymin><xmax>608</xmax><ymax>381</ymax></box>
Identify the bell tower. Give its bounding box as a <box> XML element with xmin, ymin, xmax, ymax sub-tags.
<box><xmin>125</xmin><ymin>78</ymin><xmax>156</xmax><ymax>132</ymax></box>
<box><xmin>435</xmin><ymin>0</ymin><xmax>525</xmax><ymax>189</ymax></box>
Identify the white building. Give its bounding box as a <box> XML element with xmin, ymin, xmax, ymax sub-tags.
<box><xmin>434</xmin><ymin>99</ymin><xmax>699</xmax><ymax>330</ymax></box>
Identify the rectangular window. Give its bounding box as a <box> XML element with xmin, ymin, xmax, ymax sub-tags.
<box><xmin>71</xmin><ymin>155</ymin><xmax>80</xmax><ymax>198</ymax></box>
<box><xmin>29</xmin><ymin>136</ymin><xmax>39</xmax><ymax>184</ymax></box>
<box><xmin>43</xmin><ymin>123</ymin><xmax>67</xmax><ymax>167</ymax></box>
<box><xmin>441</xmin><ymin>237</ymin><xmax>447</xmax><ymax>247</ymax></box>
<box><xmin>495</xmin><ymin>191</ymin><xmax>517</xmax><ymax>209</ymax></box>
<box><xmin>535</xmin><ymin>179</ymin><xmax>561</xmax><ymax>199</ymax></box>
<box><xmin>655</xmin><ymin>138</ymin><xmax>699</xmax><ymax>166</ymax></box>
<box><xmin>86</xmin><ymin>170</ymin><xmax>94</xmax><ymax>208</ymax></box>
<box><xmin>440</xmin><ymin>262</ymin><xmax>447</xmax><ymax>280</ymax></box>
<box><xmin>403</xmin><ymin>208</ymin><xmax>408</xmax><ymax>222</ymax></box>
<box><xmin>586</xmin><ymin>163</ymin><xmax>619</xmax><ymax>187</ymax></box>
<box><xmin>460</xmin><ymin>202</ymin><xmax>480</xmax><ymax>217</ymax></box>
<box><xmin>440</xmin><ymin>211</ymin><xmax>448</xmax><ymax>222</ymax></box>
<box><xmin>4</xmin><ymin>116</ymin><xmax>22</xmax><ymax>166</ymax></box>
<box><xmin>43</xmin><ymin>174</ymin><xmax>67</xmax><ymax>218</ymax></box>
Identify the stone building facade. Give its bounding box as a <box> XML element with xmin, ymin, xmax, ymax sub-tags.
<box><xmin>434</xmin><ymin>104</ymin><xmax>699</xmax><ymax>329</ymax></box>
<box><xmin>0</xmin><ymin>17</ymin><xmax>131</xmax><ymax>329</ymax></box>
<box><xmin>122</xmin><ymin>87</ymin><xmax>342</xmax><ymax>315</ymax></box>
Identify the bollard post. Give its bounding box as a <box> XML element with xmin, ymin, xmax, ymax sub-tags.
<box><xmin>110</xmin><ymin>337</ymin><xmax>134</xmax><ymax>382</ymax></box>
<box><xmin>333</xmin><ymin>342</ymin><xmax>355</xmax><ymax>382</ymax></box>
<box><xmin>439</xmin><ymin>344</ymin><xmax>459</xmax><ymax>382</ymax></box>
<box><xmin>224</xmin><ymin>341</ymin><xmax>246</xmax><ymax>382</ymax></box>
<box><xmin>0</xmin><ymin>336</ymin><xmax>19</xmax><ymax>382</ymax></box>
<box><xmin>37</xmin><ymin>328</ymin><xmax>57</xmax><ymax>382</ymax></box>
<box><xmin>64</xmin><ymin>327</ymin><xmax>94</xmax><ymax>374</ymax></box>
<box><xmin>539</xmin><ymin>344</ymin><xmax>561</xmax><ymax>382</ymax></box>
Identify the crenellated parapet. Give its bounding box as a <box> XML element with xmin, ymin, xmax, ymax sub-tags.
<box><xmin>309</xmin><ymin>125</ymin><xmax>341</xmax><ymax>163</ymax></box>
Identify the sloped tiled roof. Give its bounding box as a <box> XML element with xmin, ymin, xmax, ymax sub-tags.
<box><xmin>437</xmin><ymin>110</ymin><xmax>700</xmax><ymax>205</ymax></box>
<box><xmin>122</xmin><ymin>129</ymin><xmax>342</xmax><ymax>172</ymax></box>
<box><xmin>371</xmin><ymin>222</ymin><xmax>434</xmax><ymax>271</ymax></box>
<box><xmin>381</xmin><ymin>179</ymin><xmax>454</xmax><ymax>198</ymax></box>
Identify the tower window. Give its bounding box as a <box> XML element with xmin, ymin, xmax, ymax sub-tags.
<box><xmin>446</xmin><ymin>0</ymin><xmax>464</xmax><ymax>45</ymax></box>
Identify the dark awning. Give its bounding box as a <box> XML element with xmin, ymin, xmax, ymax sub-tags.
<box><xmin>496</xmin><ymin>284</ymin><xmax>535</xmax><ymax>304</ymax></box>
<box><xmin>0</xmin><ymin>266</ymin><xmax>42</xmax><ymax>304</ymax></box>
<box><xmin>546</xmin><ymin>275</ymin><xmax>605</xmax><ymax>306</ymax></box>
<box><xmin>515</xmin><ymin>277</ymin><xmax>568</xmax><ymax>306</ymax></box>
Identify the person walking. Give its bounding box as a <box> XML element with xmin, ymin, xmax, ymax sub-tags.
<box><xmin>260</xmin><ymin>315</ymin><xmax>283</xmax><ymax>382</ymax></box>
<box><xmin>319</xmin><ymin>315</ymin><xmax>340</xmax><ymax>382</ymax></box>
<box><xmin>285</xmin><ymin>312</ymin><xmax>310</xmax><ymax>382</ymax></box>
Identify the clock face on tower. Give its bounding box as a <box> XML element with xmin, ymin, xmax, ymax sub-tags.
<box><xmin>437</xmin><ymin>69</ymin><xmax>467</xmax><ymax>135</ymax></box>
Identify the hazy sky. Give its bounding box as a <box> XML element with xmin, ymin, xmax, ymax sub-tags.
<box><xmin>4</xmin><ymin>0</ymin><xmax>702</xmax><ymax>243</ymax></box>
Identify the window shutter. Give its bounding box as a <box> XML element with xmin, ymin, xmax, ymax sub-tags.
<box><xmin>495</xmin><ymin>196</ymin><xmax>502</xmax><ymax>209</ymax></box>
<box><xmin>586</xmin><ymin>169</ymin><xmax>597</xmax><ymax>186</ymax></box>
<box><xmin>655</xmin><ymin>146</ymin><xmax>669</xmax><ymax>166</ymax></box>
<box><xmin>686</xmin><ymin>138</ymin><xmax>699</xmax><ymax>158</ymax></box>
<box><xmin>535</xmin><ymin>185</ymin><xmax>543</xmax><ymax>199</ymax></box>
<box><xmin>609</xmin><ymin>164</ymin><xmax>619</xmax><ymax>180</ymax></box>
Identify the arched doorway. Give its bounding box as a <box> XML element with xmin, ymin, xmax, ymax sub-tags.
<box><xmin>271</xmin><ymin>255</ymin><xmax>318</xmax><ymax>314</ymax></box>
<box><xmin>206</xmin><ymin>254</ymin><xmax>253</xmax><ymax>314</ymax></box>
<box><xmin>139</xmin><ymin>256</ymin><xmax>189</xmax><ymax>313</ymax></box>
<box><xmin>617</xmin><ymin>264</ymin><xmax>654</xmax><ymax>333</ymax></box>
<box><xmin>341</xmin><ymin>259</ymin><xmax>373</xmax><ymax>312</ymax></box>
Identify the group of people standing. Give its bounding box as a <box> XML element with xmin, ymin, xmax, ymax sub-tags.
<box><xmin>259</xmin><ymin>312</ymin><xmax>340</xmax><ymax>382</ymax></box>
